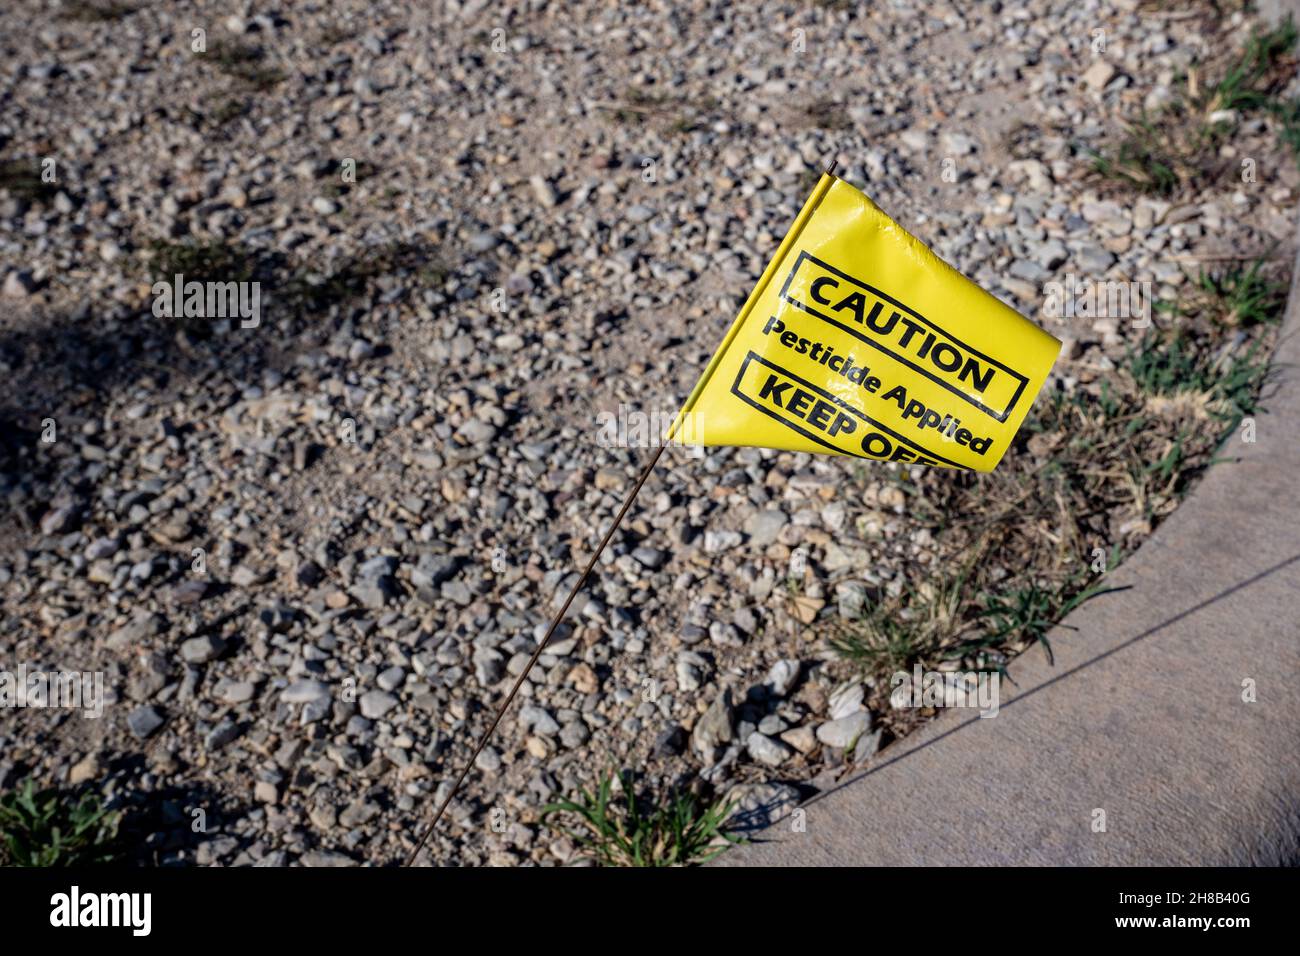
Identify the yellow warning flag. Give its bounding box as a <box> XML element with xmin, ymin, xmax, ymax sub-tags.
<box><xmin>667</xmin><ymin>173</ymin><xmax>1061</xmax><ymax>472</ymax></box>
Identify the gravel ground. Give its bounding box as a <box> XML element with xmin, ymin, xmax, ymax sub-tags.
<box><xmin>1</xmin><ymin>0</ymin><xmax>1296</xmax><ymax>866</ymax></box>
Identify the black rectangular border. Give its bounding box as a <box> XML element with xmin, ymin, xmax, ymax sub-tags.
<box><xmin>729</xmin><ymin>351</ymin><xmax>970</xmax><ymax>470</ymax></box>
<box><xmin>777</xmin><ymin>250</ymin><xmax>1030</xmax><ymax>423</ymax></box>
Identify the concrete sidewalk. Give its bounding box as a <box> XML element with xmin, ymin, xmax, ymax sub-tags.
<box><xmin>717</xmin><ymin>245</ymin><xmax>1300</xmax><ymax>867</ymax></box>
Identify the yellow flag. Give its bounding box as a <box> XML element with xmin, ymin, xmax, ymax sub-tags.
<box><xmin>668</xmin><ymin>173</ymin><xmax>1061</xmax><ymax>472</ymax></box>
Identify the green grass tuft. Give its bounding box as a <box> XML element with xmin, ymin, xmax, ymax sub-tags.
<box><xmin>1124</xmin><ymin>328</ymin><xmax>1271</xmax><ymax>426</ymax></box>
<box><xmin>1088</xmin><ymin>117</ymin><xmax>1181</xmax><ymax>195</ymax></box>
<box><xmin>1092</xmin><ymin>17</ymin><xmax>1300</xmax><ymax>191</ymax></box>
<box><xmin>0</xmin><ymin>779</ymin><xmax>121</xmax><ymax>866</ymax></box>
<box><xmin>541</xmin><ymin>770</ymin><xmax>741</xmax><ymax>866</ymax></box>
<box><xmin>974</xmin><ymin>575</ymin><xmax>1117</xmax><ymax>666</ymax></box>
<box><xmin>1209</xmin><ymin>16</ymin><xmax>1298</xmax><ymax>114</ymax></box>
<box><xmin>1196</xmin><ymin>259</ymin><xmax>1288</xmax><ymax>328</ymax></box>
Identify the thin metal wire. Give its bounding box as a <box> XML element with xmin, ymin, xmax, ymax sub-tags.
<box><xmin>403</xmin><ymin>443</ymin><xmax>668</xmax><ymax>865</ymax></box>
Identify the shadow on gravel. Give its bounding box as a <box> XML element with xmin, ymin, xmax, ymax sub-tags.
<box><xmin>0</xmin><ymin>238</ymin><xmax>447</xmax><ymax>539</ymax></box>
<box><xmin>0</xmin><ymin>305</ymin><xmax>303</xmax><ymax>550</ymax></box>
<box><xmin>107</xmin><ymin>758</ymin><xmax>257</xmax><ymax>866</ymax></box>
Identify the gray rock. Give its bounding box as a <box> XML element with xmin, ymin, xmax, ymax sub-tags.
<box><xmin>746</xmin><ymin>731</ymin><xmax>792</xmax><ymax>767</ymax></box>
<box><xmin>829</xmin><ymin>682</ymin><xmax>865</xmax><ymax>720</ymax></box>
<box><xmin>744</xmin><ymin>510</ymin><xmax>787</xmax><ymax>547</ymax></box>
<box><xmin>281</xmin><ymin>680</ymin><xmax>331</xmax><ymax>705</ymax></box>
<box><xmin>559</xmin><ymin>720</ymin><xmax>590</xmax><ymax>748</ymax></box>
<box><xmin>107</xmin><ymin>612</ymin><xmax>161</xmax><ymax>651</ymax></box>
<box><xmin>339</xmin><ymin>799</ymin><xmax>380</xmax><ymax>827</ymax></box>
<box><xmin>412</xmin><ymin>553</ymin><xmax>459</xmax><ymax>590</ymax></box>
<box><xmin>216</xmin><ymin>680</ymin><xmax>257</xmax><ymax>704</ymax></box>
<box><xmin>757</xmin><ymin>714</ymin><xmax>787</xmax><ymax>736</ymax></box>
<box><xmin>179</xmin><ymin>635</ymin><xmax>226</xmax><ymax>664</ymax></box>
<box><xmin>171</xmin><ymin>579</ymin><xmax>210</xmax><ymax>605</ymax></box>
<box><xmin>675</xmin><ymin>651</ymin><xmax>708</xmax><ymax>692</ymax></box>
<box><xmin>468</xmin><ymin>231</ymin><xmax>500</xmax><ymax>253</ymax></box>
<box><xmin>127</xmin><ymin>705</ymin><xmax>165</xmax><ymax>738</ymax></box>
<box><xmin>352</xmin><ymin>556</ymin><xmax>400</xmax><ymax>606</ymax></box>
<box><xmin>529</xmin><ymin>174</ymin><xmax>558</xmax><ymax>208</ymax></box>
<box><xmin>1076</xmin><ymin>245</ymin><xmax>1116</xmax><ymax>273</ymax></box>
<box><xmin>1008</xmin><ymin>259</ymin><xmax>1049</xmax><ymax>283</ymax></box>
<box><xmin>359</xmin><ymin>689</ymin><xmax>398</xmax><ymax>719</ymax></box>
<box><xmin>356</xmin><ymin>554</ymin><xmax>398</xmax><ymax>584</ymax></box>
<box><xmin>441</xmin><ymin>579</ymin><xmax>472</xmax><ymax>604</ymax></box>
<box><xmin>765</xmin><ymin>659</ymin><xmax>800</xmax><ymax>698</ymax></box>
<box><xmin>851</xmin><ymin>726</ymin><xmax>885</xmax><ymax>762</ymax></box>
<box><xmin>704</xmin><ymin>530</ymin><xmax>744</xmax><ymax>553</ymax></box>
<box><xmin>835</xmin><ymin>581</ymin><xmax>869</xmax><ymax>619</ymax></box>
<box><xmin>300</xmin><ymin>850</ymin><xmax>359</xmax><ymax>867</ymax></box>
<box><xmin>456</xmin><ymin>419</ymin><xmax>497</xmax><ymax>444</ymax></box>
<box><xmin>84</xmin><ymin>536</ymin><xmax>120</xmax><ymax>560</ymax></box>
<box><xmin>40</xmin><ymin>504</ymin><xmax>81</xmax><ymax>536</ymax></box>
<box><xmin>940</xmin><ymin>131</ymin><xmax>977</xmax><ymax>155</ymax></box>
<box><xmin>473</xmin><ymin>646</ymin><xmax>505</xmax><ymax>685</ymax></box>
<box><xmin>631</xmin><ymin>546</ymin><xmax>668</xmax><ymax>570</ymax></box>
<box><xmin>816</xmin><ymin>711</ymin><xmax>873</xmax><ymax>749</ymax></box>
<box><xmin>204</xmin><ymin>721</ymin><xmax>242</xmax><ymax>750</ymax></box>
<box><xmin>678</xmin><ymin>624</ymin><xmax>708</xmax><ymax>645</ymax></box>
<box><xmin>520</xmin><ymin>705</ymin><xmax>561</xmax><ymax>736</ymax></box>
<box><xmin>691</xmin><ymin>687</ymin><xmax>733</xmax><ymax>760</ymax></box>
<box><xmin>1033</xmin><ymin>239</ymin><xmax>1068</xmax><ymax>270</ymax></box>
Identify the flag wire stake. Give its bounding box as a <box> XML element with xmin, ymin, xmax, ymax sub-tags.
<box><xmin>404</xmin><ymin>442</ymin><xmax>668</xmax><ymax>865</ymax></box>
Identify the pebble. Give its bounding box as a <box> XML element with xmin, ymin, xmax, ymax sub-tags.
<box><xmin>746</xmin><ymin>732</ymin><xmax>792</xmax><ymax>767</ymax></box>
<box><xmin>828</xmin><ymin>683</ymin><xmax>865</xmax><ymax>720</ymax></box>
<box><xmin>281</xmin><ymin>680</ymin><xmax>331</xmax><ymax>705</ymax></box>
<box><xmin>40</xmin><ymin>504</ymin><xmax>81</xmax><ymax>536</ymax></box>
<box><xmin>359</xmin><ymin>690</ymin><xmax>399</xmax><ymax>719</ymax></box>
<box><xmin>69</xmin><ymin>753</ymin><xmax>100</xmax><ymax>785</ymax></box>
<box><xmin>744</xmin><ymin>510</ymin><xmax>787</xmax><ymax>547</ymax></box>
<box><xmin>765</xmin><ymin>659</ymin><xmax>799</xmax><ymax>698</ymax></box>
<box><xmin>559</xmin><ymin>721</ymin><xmax>590</xmax><ymax>749</ymax></box>
<box><xmin>520</xmin><ymin>705</ymin><xmax>561</xmax><ymax>736</ymax></box>
<box><xmin>179</xmin><ymin>635</ymin><xmax>226</xmax><ymax>663</ymax></box>
<box><xmin>691</xmin><ymin>687</ymin><xmax>733</xmax><ymax>760</ymax></box>
<box><xmin>3</xmin><ymin>270</ymin><xmax>36</xmax><ymax>298</ymax></box>
<box><xmin>816</xmin><ymin>712</ymin><xmax>873</xmax><ymax>750</ymax></box>
<box><xmin>704</xmin><ymin>530</ymin><xmax>744</xmax><ymax>553</ymax></box>
<box><xmin>780</xmin><ymin>725</ymin><xmax>817</xmax><ymax>755</ymax></box>
<box><xmin>1084</xmin><ymin>60</ymin><xmax>1117</xmax><ymax>91</ymax></box>
<box><xmin>127</xmin><ymin>706</ymin><xmax>165</xmax><ymax>739</ymax></box>
<box><xmin>529</xmin><ymin>175</ymin><xmax>558</xmax><ymax>209</ymax></box>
